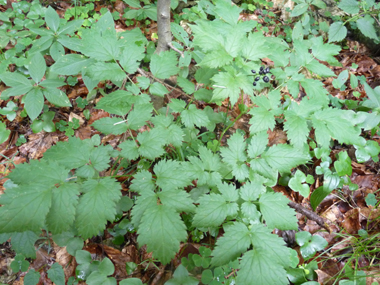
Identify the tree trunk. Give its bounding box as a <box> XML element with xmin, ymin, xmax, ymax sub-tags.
<box><xmin>150</xmin><ymin>0</ymin><xmax>172</xmax><ymax>111</ymax></box>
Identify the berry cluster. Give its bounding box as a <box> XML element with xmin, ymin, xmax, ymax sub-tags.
<box><xmin>251</xmin><ymin>66</ymin><xmax>271</xmax><ymax>86</ymax></box>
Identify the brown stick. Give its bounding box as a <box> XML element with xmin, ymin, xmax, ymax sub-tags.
<box><xmin>288</xmin><ymin>201</ymin><xmax>331</xmax><ymax>232</ymax></box>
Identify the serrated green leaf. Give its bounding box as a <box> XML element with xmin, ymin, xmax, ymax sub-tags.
<box><xmin>214</xmin><ymin>1</ymin><xmax>241</xmax><ymax>25</ymax></box>
<box><xmin>328</xmin><ymin>22</ymin><xmax>347</xmax><ymax>43</ymax></box>
<box><xmin>131</xmin><ymin>191</ymin><xmax>157</xmax><ymax>226</ymax></box>
<box><xmin>95</xmin><ymin>90</ymin><xmax>133</xmax><ymax>116</ymax></box>
<box><xmin>199</xmin><ymin>48</ymin><xmax>233</xmax><ymax>68</ymax></box>
<box><xmin>150</xmin><ymin>50</ymin><xmax>179</xmax><ymax>79</ymax></box>
<box><xmin>45</xmin><ymin>6</ymin><xmax>60</xmax><ymax>33</ymax></box>
<box><xmin>46</xmin><ymin>183</ymin><xmax>80</xmax><ymax>234</ymax></box>
<box><xmin>92</xmin><ymin>117</ymin><xmax>129</xmax><ymax>135</ymax></box>
<box><xmin>168</xmin><ymin>99</ymin><xmax>186</xmax><ymax>112</ymax></box>
<box><xmin>181</xmin><ymin>104</ymin><xmax>210</xmax><ymax>128</ymax></box>
<box><xmin>10</xmin><ymin>231</ymin><xmax>39</xmax><ymax>258</ymax></box>
<box><xmin>357</xmin><ymin>17</ymin><xmax>379</xmax><ymax>40</ymax></box>
<box><xmin>149</xmin><ymin>82</ymin><xmax>168</xmax><ymax>97</ymax></box>
<box><xmin>50</xmin><ymin>54</ymin><xmax>96</xmax><ymax>75</ymax></box>
<box><xmin>284</xmin><ymin>110</ymin><xmax>309</xmax><ymax>148</ymax></box>
<box><xmin>158</xmin><ymin>190</ymin><xmax>196</xmax><ymax>213</ymax></box>
<box><xmin>338</xmin><ymin>0</ymin><xmax>359</xmax><ymax>14</ymax></box>
<box><xmin>24</xmin><ymin>269</ymin><xmax>41</xmax><ymax>285</ymax></box>
<box><xmin>220</xmin><ymin>132</ymin><xmax>249</xmax><ymax>181</ymax></box>
<box><xmin>259</xmin><ymin>192</ymin><xmax>298</xmax><ymax>230</ymax></box>
<box><xmin>155</xmin><ymin>160</ymin><xmax>192</xmax><ymax>191</ymax></box>
<box><xmin>120</xmin><ymin>42</ymin><xmax>145</xmax><ymax>74</ymax></box>
<box><xmin>28</xmin><ymin>52</ymin><xmax>46</xmax><ymax>84</ymax></box>
<box><xmin>242</xmin><ymin>32</ymin><xmax>269</xmax><ymax>61</ymax></box>
<box><xmin>236</xmin><ymin>249</ymin><xmax>288</xmax><ymax>285</ymax></box>
<box><xmin>239</xmin><ymin>180</ymin><xmax>266</xmax><ymax>201</ymax></box>
<box><xmin>262</xmin><ymin>144</ymin><xmax>310</xmax><ymax>173</ymax></box>
<box><xmin>137</xmin><ymin>204</ymin><xmax>187</xmax><ymax>264</ymax></box>
<box><xmin>119</xmin><ymin>140</ymin><xmax>139</xmax><ymax>160</ymax></box>
<box><xmin>177</xmin><ymin>77</ymin><xmax>195</xmax><ymax>94</ymax></box>
<box><xmin>170</xmin><ymin>23</ymin><xmax>190</xmax><ymax>46</ymax></box>
<box><xmin>305</xmin><ymin>59</ymin><xmax>335</xmax><ymax>77</ymax></box>
<box><xmin>192</xmin><ymin>193</ymin><xmax>235</xmax><ymax>228</ymax></box>
<box><xmin>0</xmin><ymin>184</ymin><xmax>52</xmax><ymax>233</ymax></box>
<box><xmin>76</xmin><ymin>178</ymin><xmax>121</xmax><ymax>239</ymax></box>
<box><xmin>190</xmin><ymin>21</ymin><xmax>224</xmax><ymax>52</ymax></box>
<box><xmin>47</xmin><ymin>263</ymin><xmax>65</xmax><ymax>285</ymax></box>
<box><xmin>43</xmin><ymin>137</ymin><xmax>91</xmax><ymax>168</ymax></box>
<box><xmin>127</xmin><ymin>103</ymin><xmax>153</xmax><ymax>130</ymax></box>
<box><xmin>247</xmin><ymin>131</ymin><xmax>268</xmax><ymax>158</ymax></box>
<box><xmin>211</xmin><ymin>222</ymin><xmax>251</xmax><ymax>266</ymax></box>
<box><xmin>137</xmin><ymin>128</ymin><xmax>167</xmax><ymax>160</ymax></box>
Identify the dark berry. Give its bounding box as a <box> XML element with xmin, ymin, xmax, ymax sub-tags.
<box><xmin>251</xmin><ymin>69</ymin><xmax>256</xmax><ymax>74</ymax></box>
<box><xmin>263</xmin><ymin>76</ymin><xmax>270</xmax><ymax>83</ymax></box>
<box><xmin>264</xmin><ymin>67</ymin><xmax>270</xmax><ymax>73</ymax></box>
<box><xmin>253</xmin><ymin>82</ymin><xmax>257</xmax><ymax>86</ymax></box>
<box><xmin>255</xmin><ymin>76</ymin><xmax>260</xmax><ymax>81</ymax></box>
<box><xmin>260</xmin><ymin>66</ymin><xmax>264</xmax><ymax>71</ymax></box>
<box><xmin>259</xmin><ymin>70</ymin><xmax>264</xmax><ymax>75</ymax></box>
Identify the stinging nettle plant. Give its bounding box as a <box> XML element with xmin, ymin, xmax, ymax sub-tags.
<box><xmin>1</xmin><ymin>0</ymin><xmax>380</xmax><ymax>283</ymax></box>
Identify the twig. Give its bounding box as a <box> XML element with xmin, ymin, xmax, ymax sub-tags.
<box><xmin>136</xmin><ymin>67</ymin><xmax>191</xmax><ymax>98</ymax></box>
<box><xmin>288</xmin><ymin>201</ymin><xmax>331</xmax><ymax>233</ymax></box>
<box><xmin>168</xmin><ymin>42</ymin><xmax>185</xmax><ymax>58</ymax></box>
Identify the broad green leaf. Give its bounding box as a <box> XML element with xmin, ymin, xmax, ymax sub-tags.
<box><xmin>47</xmin><ymin>263</ymin><xmax>65</xmax><ymax>285</ymax></box>
<box><xmin>87</xmin><ymin>62</ymin><xmax>126</xmax><ymax>82</ymax></box>
<box><xmin>43</xmin><ymin>88</ymin><xmax>71</xmax><ymax>107</ymax></box>
<box><xmin>124</xmin><ymin>0</ymin><xmax>141</xmax><ymax>8</ymax></box>
<box><xmin>338</xmin><ymin>0</ymin><xmax>359</xmax><ymax>14</ymax></box>
<box><xmin>120</xmin><ymin>279</ymin><xmax>143</xmax><ymax>285</ymax></box>
<box><xmin>29</xmin><ymin>36</ymin><xmax>54</xmax><ymax>54</ymax></box>
<box><xmin>328</xmin><ymin>22</ymin><xmax>347</xmax><ymax>43</ymax></box>
<box><xmin>332</xmin><ymin>70</ymin><xmax>349</xmax><ymax>89</ymax></box>
<box><xmin>213</xmin><ymin>0</ymin><xmax>241</xmax><ymax>25</ymax></box>
<box><xmin>181</xmin><ymin>104</ymin><xmax>210</xmax><ymax>128</ymax></box>
<box><xmin>28</xmin><ymin>52</ymin><xmax>46</xmax><ymax>84</ymax></box>
<box><xmin>0</xmin><ymin>85</ymin><xmax>34</xmax><ymax>99</ymax></box>
<box><xmin>150</xmin><ymin>50</ymin><xmax>179</xmax><ymax>79</ymax></box>
<box><xmin>363</xmin><ymin>83</ymin><xmax>380</xmax><ymax>109</ymax></box>
<box><xmin>57</xmin><ymin>19</ymin><xmax>83</xmax><ymax>35</ymax></box>
<box><xmin>57</xmin><ymin>35</ymin><xmax>82</xmax><ymax>52</ymax></box>
<box><xmin>23</xmin><ymin>88</ymin><xmax>44</xmax><ymax>121</ymax></box>
<box><xmin>76</xmin><ymin>178</ymin><xmax>121</xmax><ymax>239</ymax></box>
<box><xmin>98</xmin><ymin>257</ymin><xmax>115</xmax><ymax>276</ymax></box>
<box><xmin>95</xmin><ymin>90</ymin><xmax>133</xmax><ymax>116</ymax></box>
<box><xmin>127</xmin><ymin>103</ymin><xmax>153</xmax><ymax>130</ymax></box>
<box><xmin>50</xmin><ymin>54</ymin><xmax>96</xmax><ymax>75</ymax></box>
<box><xmin>137</xmin><ymin>205</ymin><xmax>187</xmax><ymax>264</ymax></box>
<box><xmin>80</xmin><ymin>29</ymin><xmax>120</xmax><ymax>61</ymax></box>
<box><xmin>190</xmin><ymin>21</ymin><xmax>224</xmax><ymax>52</ymax></box>
<box><xmin>357</xmin><ymin>17</ymin><xmax>379</xmax><ymax>40</ymax></box>
<box><xmin>262</xmin><ymin>144</ymin><xmax>310</xmax><ymax>173</ymax></box>
<box><xmin>291</xmin><ymin>3</ymin><xmax>309</xmax><ymax>17</ymax></box>
<box><xmin>0</xmin><ymin>122</ymin><xmax>10</xmax><ymax>144</ymax></box>
<box><xmin>39</xmin><ymin>79</ymin><xmax>66</xmax><ymax>88</ymax></box>
<box><xmin>45</xmin><ymin>6</ymin><xmax>60</xmax><ymax>32</ymax></box>
<box><xmin>310</xmin><ymin>173</ymin><xmax>340</xmax><ymax>210</ymax></box>
<box><xmin>259</xmin><ymin>192</ymin><xmax>298</xmax><ymax>230</ymax></box>
<box><xmin>0</xmin><ymin>72</ymin><xmax>32</xmax><ymax>87</ymax></box>
<box><xmin>92</xmin><ymin>117</ymin><xmax>129</xmax><ymax>135</ymax></box>
<box><xmin>119</xmin><ymin>140</ymin><xmax>139</xmax><ymax>161</ymax></box>
<box><xmin>49</xmin><ymin>41</ymin><xmax>65</xmax><ymax>61</ymax></box>
<box><xmin>211</xmin><ymin>222</ymin><xmax>251</xmax><ymax>266</ymax></box>
<box><xmin>46</xmin><ymin>183</ymin><xmax>80</xmax><ymax>234</ymax></box>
